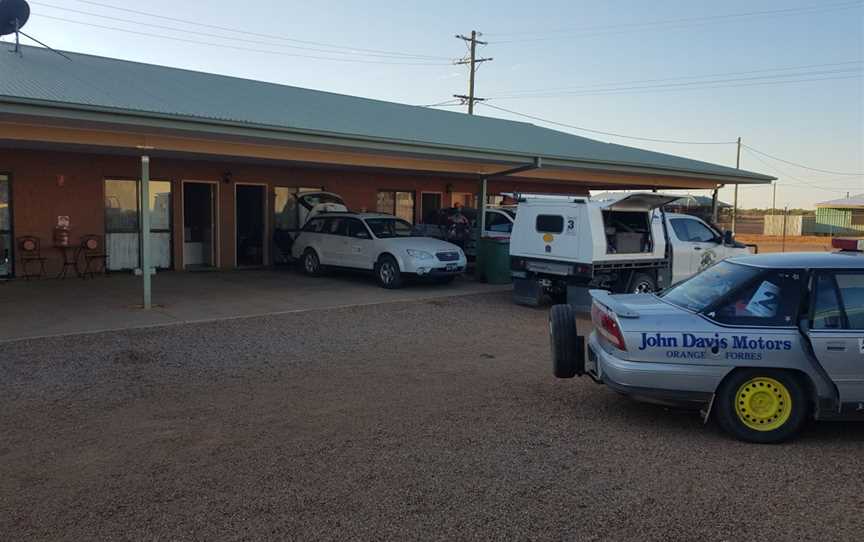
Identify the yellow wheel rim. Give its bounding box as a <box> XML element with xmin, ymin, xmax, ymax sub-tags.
<box><xmin>734</xmin><ymin>377</ymin><xmax>792</xmax><ymax>432</ymax></box>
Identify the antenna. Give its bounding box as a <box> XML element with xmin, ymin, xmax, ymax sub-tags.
<box><xmin>0</xmin><ymin>0</ymin><xmax>30</xmax><ymax>54</ymax></box>
<box><xmin>0</xmin><ymin>0</ymin><xmax>71</xmax><ymax>60</ymax></box>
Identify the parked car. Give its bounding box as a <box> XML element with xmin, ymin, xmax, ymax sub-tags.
<box><xmin>549</xmin><ymin>246</ymin><xmax>864</xmax><ymax>443</ymax></box>
<box><xmin>291</xmin><ymin>212</ymin><xmax>467</xmax><ymax>288</ymax></box>
<box><xmin>273</xmin><ymin>191</ymin><xmax>348</xmax><ymax>263</ymax></box>
<box><xmin>414</xmin><ymin>206</ymin><xmax>516</xmax><ymax>256</ymax></box>
<box><xmin>510</xmin><ymin>192</ymin><xmax>751</xmax><ymax>307</ymax></box>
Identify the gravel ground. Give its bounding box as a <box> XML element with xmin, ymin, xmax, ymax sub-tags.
<box><xmin>1</xmin><ymin>292</ymin><xmax>863</xmax><ymax>541</ymax></box>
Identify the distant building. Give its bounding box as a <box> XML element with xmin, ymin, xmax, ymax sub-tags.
<box><xmin>815</xmin><ymin>194</ymin><xmax>864</xmax><ymax>235</ymax></box>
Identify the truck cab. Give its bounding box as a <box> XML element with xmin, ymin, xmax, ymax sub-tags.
<box><xmin>509</xmin><ymin>193</ymin><xmax>750</xmax><ymax>307</ymax></box>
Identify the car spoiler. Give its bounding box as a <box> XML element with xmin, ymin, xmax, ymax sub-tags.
<box><xmin>588</xmin><ymin>289</ymin><xmax>640</xmax><ymax>318</ymax></box>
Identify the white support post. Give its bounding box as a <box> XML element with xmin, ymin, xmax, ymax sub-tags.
<box><xmin>140</xmin><ymin>155</ymin><xmax>152</xmax><ymax>310</ymax></box>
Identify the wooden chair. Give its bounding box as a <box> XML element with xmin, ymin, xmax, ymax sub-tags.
<box><xmin>78</xmin><ymin>235</ymin><xmax>108</xmax><ymax>279</ymax></box>
<box><xmin>16</xmin><ymin>236</ymin><xmax>48</xmax><ymax>280</ymax></box>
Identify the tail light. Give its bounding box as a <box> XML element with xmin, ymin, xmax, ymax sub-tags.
<box><xmin>832</xmin><ymin>238</ymin><xmax>864</xmax><ymax>252</ymax></box>
<box><xmin>591</xmin><ymin>301</ymin><xmax>627</xmax><ymax>351</ymax></box>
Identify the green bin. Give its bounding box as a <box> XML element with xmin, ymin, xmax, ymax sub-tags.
<box><xmin>475</xmin><ymin>236</ymin><xmax>512</xmax><ymax>284</ymax></box>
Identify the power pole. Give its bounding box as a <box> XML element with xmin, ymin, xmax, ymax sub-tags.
<box><xmin>772</xmin><ymin>182</ymin><xmax>777</xmax><ymax>215</ymax></box>
<box><xmin>732</xmin><ymin>136</ymin><xmax>741</xmax><ymax>234</ymax></box>
<box><xmin>454</xmin><ymin>31</ymin><xmax>492</xmax><ymax>115</ymax></box>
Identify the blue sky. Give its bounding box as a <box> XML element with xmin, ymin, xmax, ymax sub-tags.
<box><xmin>8</xmin><ymin>0</ymin><xmax>863</xmax><ymax>208</ymax></box>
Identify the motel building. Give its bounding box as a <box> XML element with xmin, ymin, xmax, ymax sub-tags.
<box><xmin>0</xmin><ymin>45</ymin><xmax>773</xmax><ymax>302</ymax></box>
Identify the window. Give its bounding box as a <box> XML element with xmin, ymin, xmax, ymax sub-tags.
<box><xmin>835</xmin><ymin>273</ymin><xmax>864</xmax><ymax>329</ymax></box>
<box><xmin>663</xmin><ymin>261</ymin><xmax>760</xmax><ymax>312</ymax></box>
<box><xmin>105</xmin><ymin>179</ymin><xmax>139</xmax><ymax>232</ymax></box>
<box><xmin>485</xmin><ymin>211</ymin><xmax>513</xmax><ymax>233</ymax></box>
<box><xmin>811</xmin><ymin>273</ymin><xmax>844</xmax><ymax>329</ymax></box>
<box><xmin>324</xmin><ymin>218</ymin><xmax>346</xmax><ymax>235</ymax></box>
<box><xmin>365</xmin><ymin>218</ymin><xmax>414</xmax><ymax>238</ymax></box>
<box><xmin>671</xmin><ymin>217</ymin><xmax>717</xmax><ymax>243</ymax></box>
<box><xmin>302</xmin><ymin>218</ymin><xmax>326</xmax><ymax>233</ymax></box>
<box><xmin>346</xmin><ymin>219</ymin><xmax>371</xmax><ymax>239</ymax></box>
<box><xmin>709</xmin><ymin>270</ymin><xmax>803</xmax><ymax>326</ymax></box>
<box><xmin>377</xmin><ymin>190</ymin><xmax>415</xmax><ymax>223</ymax></box>
<box><xmin>536</xmin><ymin>214</ymin><xmax>564</xmax><ymax>233</ymax></box>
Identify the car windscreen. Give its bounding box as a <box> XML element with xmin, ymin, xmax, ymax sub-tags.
<box><xmin>365</xmin><ymin>218</ymin><xmax>414</xmax><ymax>238</ymax></box>
<box><xmin>661</xmin><ymin>261</ymin><xmax>760</xmax><ymax>312</ymax></box>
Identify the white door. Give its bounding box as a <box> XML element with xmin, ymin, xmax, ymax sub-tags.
<box><xmin>484</xmin><ymin>210</ymin><xmax>514</xmax><ymax>237</ymax></box>
<box><xmin>343</xmin><ymin>219</ymin><xmax>374</xmax><ymax>269</ymax></box>
<box><xmin>668</xmin><ymin>216</ymin><xmax>723</xmax><ymax>281</ymax></box>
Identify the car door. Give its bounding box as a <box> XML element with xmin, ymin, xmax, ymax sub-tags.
<box><xmin>669</xmin><ymin>216</ymin><xmax>722</xmax><ymax>278</ymax></box>
<box><xmin>483</xmin><ymin>210</ymin><xmax>514</xmax><ymax>237</ymax></box>
<box><xmin>343</xmin><ymin>218</ymin><xmax>375</xmax><ymax>269</ymax></box>
<box><xmin>318</xmin><ymin>218</ymin><xmax>346</xmax><ymax>266</ymax></box>
<box><xmin>807</xmin><ymin>271</ymin><xmax>864</xmax><ymax>404</ymax></box>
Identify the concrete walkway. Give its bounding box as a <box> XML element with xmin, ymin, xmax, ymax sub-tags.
<box><xmin>0</xmin><ymin>269</ymin><xmax>510</xmax><ymax>342</ymax></box>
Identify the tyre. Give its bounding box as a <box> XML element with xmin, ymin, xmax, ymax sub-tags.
<box><xmin>549</xmin><ymin>304</ymin><xmax>584</xmax><ymax>378</ymax></box>
<box><xmin>301</xmin><ymin>249</ymin><xmax>322</xmax><ymax>276</ymax></box>
<box><xmin>630</xmin><ymin>272</ymin><xmax>657</xmax><ymax>294</ymax></box>
<box><xmin>375</xmin><ymin>255</ymin><xmax>403</xmax><ymax>289</ymax></box>
<box><xmin>714</xmin><ymin>369</ymin><xmax>809</xmax><ymax>444</ymax></box>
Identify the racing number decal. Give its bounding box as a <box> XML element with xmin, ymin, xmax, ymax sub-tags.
<box><xmin>565</xmin><ymin>217</ymin><xmax>577</xmax><ymax>236</ymax></box>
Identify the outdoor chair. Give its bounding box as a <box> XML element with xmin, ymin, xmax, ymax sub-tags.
<box><xmin>78</xmin><ymin>235</ymin><xmax>108</xmax><ymax>279</ymax></box>
<box><xmin>16</xmin><ymin>236</ymin><xmax>48</xmax><ymax>280</ymax></box>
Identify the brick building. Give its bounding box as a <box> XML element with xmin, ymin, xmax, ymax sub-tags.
<box><xmin>0</xmin><ymin>45</ymin><xmax>773</xmax><ymax>278</ymax></box>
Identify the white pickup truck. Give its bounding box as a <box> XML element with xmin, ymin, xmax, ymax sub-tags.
<box><xmin>509</xmin><ymin>193</ymin><xmax>753</xmax><ymax>307</ymax></box>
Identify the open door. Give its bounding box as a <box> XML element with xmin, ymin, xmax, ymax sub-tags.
<box><xmin>183</xmin><ymin>181</ymin><xmax>217</xmax><ymax>269</ymax></box>
<box><xmin>236</xmin><ymin>184</ymin><xmax>266</xmax><ymax>267</ymax></box>
<box><xmin>600</xmin><ymin>193</ymin><xmax>678</xmax><ymax>211</ymax></box>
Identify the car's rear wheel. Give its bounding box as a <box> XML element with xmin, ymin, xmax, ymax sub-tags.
<box><xmin>375</xmin><ymin>255</ymin><xmax>403</xmax><ymax>289</ymax></box>
<box><xmin>714</xmin><ymin>369</ymin><xmax>808</xmax><ymax>444</ymax></box>
<box><xmin>302</xmin><ymin>249</ymin><xmax>322</xmax><ymax>276</ymax></box>
<box><xmin>549</xmin><ymin>304</ymin><xmax>584</xmax><ymax>378</ymax></box>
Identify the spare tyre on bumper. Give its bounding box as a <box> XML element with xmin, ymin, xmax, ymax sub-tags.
<box><xmin>549</xmin><ymin>304</ymin><xmax>585</xmax><ymax>378</ymax></box>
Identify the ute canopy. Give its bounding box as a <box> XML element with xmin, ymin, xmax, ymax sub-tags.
<box><xmin>599</xmin><ymin>193</ymin><xmax>679</xmax><ymax>211</ymax></box>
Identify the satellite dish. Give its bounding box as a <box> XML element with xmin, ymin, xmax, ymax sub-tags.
<box><xmin>0</xmin><ymin>0</ymin><xmax>29</xmax><ymax>37</ymax></box>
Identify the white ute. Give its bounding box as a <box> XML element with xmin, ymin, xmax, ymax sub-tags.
<box><xmin>509</xmin><ymin>193</ymin><xmax>753</xmax><ymax>307</ymax></box>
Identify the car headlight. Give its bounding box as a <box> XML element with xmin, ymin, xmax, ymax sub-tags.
<box><xmin>406</xmin><ymin>249</ymin><xmax>433</xmax><ymax>260</ymax></box>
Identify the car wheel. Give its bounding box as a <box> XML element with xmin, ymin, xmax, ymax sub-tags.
<box><xmin>375</xmin><ymin>255</ymin><xmax>403</xmax><ymax>289</ymax></box>
<box><xmin>302</xmin><ymin>249</ymin><xmax>322</xmax><ymax>276</ymax></box>
<box><xmin>714</xmin><ymin>369</ymin><xmax>808</xmax><ymax>444</ymax></box>
<box><xmin>549</xmin><ymin>304</ymin><xmax>584</xmax><ymax>378</ymax></box>
<box><xmin>630</xmin><ymin>272</ymin><xmax>657</xmax><ymax>294</ymax></box>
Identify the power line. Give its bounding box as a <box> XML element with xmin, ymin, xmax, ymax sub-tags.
<box><xmin>742</xmin><ymin>149</ymin><xmax>862</xmax><ymax>192</ymax></box>
<box><xmin>487</xmin><ymin>1</ymin><xmax>862</xmax><ymax>42</ymax></box>
<box><xmin>30</xmin><ymin>1</ymin><xmax>446</xmax><ymax>60</ymax></box>
<box><xmin>31</xmin><ymin>14</ymin><xmax>452</xmax><ymax>66</ymax></box>
<box><xmin>486</xmin><ymin>71</ymin><xmax>862</xmax><ymax>100</ymax></box>
<box><xmin>491</xmin><ymin>61</ymin><xmax>863</xmax><ymax>97</ymax></box>
<box><xmin>743</xmin><ymin>145</ymin><xmax>864</xmax><ymax>176</ymax></box>
<box><xmin>61</xmin><ymin>0</ymin><xmax>449</xmax><ymax>60</ymax></box>
<box><xmin>479</xmin><ymin>103</ymin><xmax>737</xmax><ymax>145</ymax></box>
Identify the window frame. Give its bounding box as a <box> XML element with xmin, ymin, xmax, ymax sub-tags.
<box><xmin>808</xmin><ymin>271</ymin><xmax>848</xmax><ymax>330</ymax></box>
<box><xmin>376</xmin><ymin>189</ymin><xmax>416</xmax><ymax>224</ymax></box>
<box><xmin>701</xmin><ymin>267</ymin><xmax>806</xmax><ymax>328</ymax></box>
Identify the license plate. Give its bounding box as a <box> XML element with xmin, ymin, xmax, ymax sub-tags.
<box><xmin>446</xmin><ymin>264</ymin><xmax>456</xmax><ymax>271</ymax></box>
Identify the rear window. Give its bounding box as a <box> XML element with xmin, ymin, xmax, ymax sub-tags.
<box><xmin>662</xmin><ymin>261</ymin><xmax>759</xmax><ymax>312</ymax></box>
<box><xmin>536</xmin><ymin>215</ymin><xmax>564</xmax><ymax>233</ymax></box>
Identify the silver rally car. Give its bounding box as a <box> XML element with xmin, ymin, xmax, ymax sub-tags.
<box><xmin>550</xmin><ymin>247</ymin><xmax>864</xmax><ymax>443</ymax></box>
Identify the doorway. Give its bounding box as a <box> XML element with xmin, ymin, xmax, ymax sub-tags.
<box><xmin>183</xmin><ymin>181</ymin><xmax>217</xmax><ymax>269</ymax></box>
<box><xmin>235</xmin><ymin>184</ymin><xmax>266</xmax><ymax>267</ymax></box>
<box><xmin>420</xmin><ymin>192</ymin><xmax>442</xmax><ymax>223</ymax></box>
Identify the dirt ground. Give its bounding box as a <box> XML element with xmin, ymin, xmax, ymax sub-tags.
<box><xmin>2</xmin><ymin>292</ymin><xmax>863</xmax><ymax>541</ymax></box>
<box><xmin>736</xmin><ymin>234</ymin><xmax>839</xmax><ymax>253</ymax></box>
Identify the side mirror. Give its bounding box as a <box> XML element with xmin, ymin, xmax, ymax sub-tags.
<box><xmin>722</xmin><ymin>230</ymin><xmax>734</xmax><ymax>245</ymax></box>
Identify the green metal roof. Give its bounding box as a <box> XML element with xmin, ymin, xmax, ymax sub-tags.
<box><xmin>0</xmin><ymin>44</ymin><xmax>774</xmax><ymax>183</ymax></box>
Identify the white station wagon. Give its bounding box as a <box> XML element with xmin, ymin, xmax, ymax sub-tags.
<box><xmin>291</xmin><ymin>212</ymin><xmax>467</xmax><ymax>288</ymax></box>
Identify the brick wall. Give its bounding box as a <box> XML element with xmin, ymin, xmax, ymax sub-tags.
<box><xmin>0</xmin><ymin>148</ymin><xmax>588</xmax><ymax>276</ymax></box>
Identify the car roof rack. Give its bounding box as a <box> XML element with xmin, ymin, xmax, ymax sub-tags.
<box><xmin>503</xmin><ymin>192</ymin><xmax>587</xmax><ymax>203</ymax></box>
